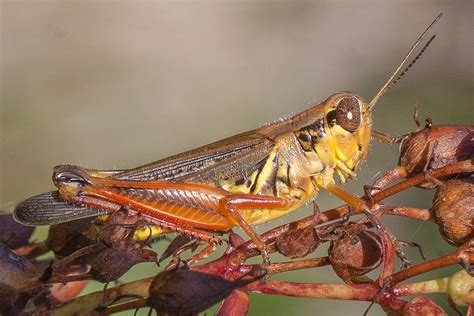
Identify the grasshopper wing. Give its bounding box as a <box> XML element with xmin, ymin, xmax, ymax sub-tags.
<box><xmin>14</xmin><ymin>191</ymin><xmax>106</xmax><ymax>226</ymax></box>
<box><xmin>112</xmin><ymin>130</ymin><xmax>275</xmax><ymax>186</ymax></box>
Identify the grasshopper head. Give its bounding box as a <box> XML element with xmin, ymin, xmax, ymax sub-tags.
<box><xmin>322</xmin><ymin>92</ymin><xmax>372</xmax><ymax>178</ymax></box>
<box><xmin>320</xmin><ymin>14</ymin><xmax>442</xmax><ymax>180</ymax></box>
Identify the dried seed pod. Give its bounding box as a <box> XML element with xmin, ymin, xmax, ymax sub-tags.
<box><xmin>90</xmin><ymin>245</ymin><xmax>157</xmax><ymax>283</ymax></box>
<box><xmin>275</xmin><ymin>223</ymin><xmax>319</xmax><ymax>259</ymax></box>
<box><xmin>148</xmin><ymin>265</ymin><xmax>264</xmax><ymax>316</ymax></box>
<box><xmin>49</xmin><ymin>208</ymin><xmax>158</xmax><ymax>285</ymax></box>
<box><xmin>374</xmin><ymin>124</ymin><xmax>473</xmax><ymax>190</ymax></box>
<box><xmin>329</xmin><ymin>230</ymin><xmax>382</xmax><ymax>283</ymax></box>
<box><xmin>432</xmin><ymin>178</ymin><xmax>473</xmax><ymax>246</ymax></box>
<box><xmin>92</xmin><ymin>210</ymin><xmax>147</xmax><ymax>246</ymax></box>
<box><xmin>399</xmin><ymin>124</ymin><xmax>473</xmax><ymax>177</ymax></box>
<box><xmin>46</xmin><ymin>218</ymin><xmax>95</xmax><ymax>258</ymax></box>
<box><xmin>52</xmin><ymin>240</ymin><xmax>157</xmax><ymax>284</ymax></box>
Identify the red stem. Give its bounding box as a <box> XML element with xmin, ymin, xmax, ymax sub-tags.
<box><xmin>247</xmin><ymin>280</ymin><xmax>379</xmax><ymax>301</ymax></box>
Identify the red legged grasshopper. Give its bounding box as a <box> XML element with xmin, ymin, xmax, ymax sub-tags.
<box><xmin>14</xmin><ymin>14</ymin><xmax>442</xmax><ymax>264</ymax></box>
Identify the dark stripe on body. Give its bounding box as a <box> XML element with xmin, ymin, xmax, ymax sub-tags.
<box><xmin>268</xmin><ymin>152</ymin><xmax>280</xmax><ymax>196</ymax></box>
<box><xmin>249</xmin><ymin>157</ymin><xmax>269</xmax><ymax>193</ymax></box>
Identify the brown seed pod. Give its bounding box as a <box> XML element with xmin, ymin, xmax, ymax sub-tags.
<box><xmin>90</xmin><ymin>245</ymin><xmax>157</xmax><ymax>283</ymax></box>
<box><xmin>328</xmin><ymin>230</ymin><xmax>383</xmax><ymax>283</ymax></box>
<box><xmin>275</xmin><ymin>223</ymin><xmax>319</xmax><ymax>259</ymax></box>
<box><xmin>91</xmin><ymin>209</ymin><xmax>149</xmax><ymax>246</ymax></box>
<box><xmin>51</xmin><ymin>238</ymin><xmax>157</xmax><ymax>283</ymax></box>
<box><xmin>374</xmin><ymin>124</ymin><xmax>473</xmax><ymax>190</ymax></box>
<box><xmin>399</xmin><ymin>124</ymin><xmax>473</xmax><ymax>185</ymax></box>
<box><xmin>432</xmin><ymin>178</ymin><xmax>473</xmax><ymax>246</ymax></box>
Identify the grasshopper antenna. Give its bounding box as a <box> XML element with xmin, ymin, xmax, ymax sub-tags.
<box><xmin>367</xmin><ymin>13</ymin><xmax>443</xmax><ymax>112</ymax></box>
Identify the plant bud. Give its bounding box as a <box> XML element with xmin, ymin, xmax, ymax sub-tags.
<box><xmin>432</xmin><ymin>178</ymin><xmax>473</xmax><ymax>246</ymax></box>
<box><xmin>148</xmin><ymin>265</ymin><xmax>264</xmax><ymax>315</ymax></box>
<box><xmin>403</xmin><ymin>297</ymin><xmax>447</xmax><ymax>316</ymax></box>
<box><xmin>447</xmin><ymin>269</ymin><xmax>474</xmax><ymax>306</ymax></box>
<box><xmin>159</xmin><ymin>235</ymin><xmax>193</xmax><ymax>264</ymax></box>
<box><xmin>329</xmin><ymin>230</ymin><xmax>382</xmax><ymax>283</ymax></box>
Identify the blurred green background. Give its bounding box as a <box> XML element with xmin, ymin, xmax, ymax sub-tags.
<box><xmin>1</xmin><ymin>1</ymin><xmax>473</xmax><ymax>315</ymax></box>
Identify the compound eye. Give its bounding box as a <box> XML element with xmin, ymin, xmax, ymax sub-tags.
<box><xmin>336</xmin><ymin>97</ymin><xmax>361</xmax><ymax>132</ymax></box>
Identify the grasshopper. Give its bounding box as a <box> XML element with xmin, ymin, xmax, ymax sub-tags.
<box><xmin>14</xmin><ymin>14</ymin><xmax>442</xmax><ymax>264</ymax></box>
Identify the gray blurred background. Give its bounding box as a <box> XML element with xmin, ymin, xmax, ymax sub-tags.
<box><xmin>1</xmin><ymin>1</ymin><xmax>473</xmax><ymax>315</ymax></box>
